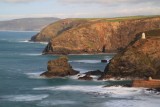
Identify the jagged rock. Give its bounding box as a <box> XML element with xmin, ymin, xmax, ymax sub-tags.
<box><xmin>31</xmin><ymin>16</ymin><xmax>160</xmax><ymax>54</ymax></box>
<box><xmin>85</xmin><ymin>70</ymin><xmax>103</xmax><ymax>76</ymax></box>
<box><xmin>78</xmin><ymin>74</ymin><xmax>93</xmax><ymax>80</ymax></box>
<box><xmin>101</xmin><ymin>29</ymin><xmax>160</xmax><ymax>80</ymax></box>
<box><xmin>40</xmin><ymin>56</ymin><xmax>79</xmax><ymax>78</ymax></box>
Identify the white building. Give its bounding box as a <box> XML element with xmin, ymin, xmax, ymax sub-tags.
<box><xmin>142</xmin><ymin>33</ymin><xmax>146</xmax><ymax>39</ymax></box>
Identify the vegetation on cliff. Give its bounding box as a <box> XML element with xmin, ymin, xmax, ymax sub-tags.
<box><xmin>31</xmin><ymin>16</ymin><xmax>160</xmax><ymax>54</ymax></box>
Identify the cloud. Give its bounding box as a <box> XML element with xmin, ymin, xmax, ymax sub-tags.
<box><xmin>0</xmin><ymin>0</ymin><xmax>44</xmax><ymax>3</ymax></box>
<box><xmin>58</xmin><ymin>0</ymin><xmax>160</xmax><ymax>5</ymax></box>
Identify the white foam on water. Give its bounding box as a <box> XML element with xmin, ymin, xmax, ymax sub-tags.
<box><xmin>1</xmin><ymin>94</ymin><xmax>49</xmax><ymax>102</ymax></box>
<box><xmin>69</xmin><ymin>74</ymin><xmax>99</xmax><ymax>81</ymax></box>
<box><xmin>38</xmin><ymin>100</ymin><xmax>77</xmax><ymax>106</ymax></box>
<box><xmin>19</xmin><ymin>40</ymin><xmax>29</xmax><ymax>43</ymax></box>
<box><xmin>69</xmin><ymin>60</ymin><xmax>101</xmax><ymax>64</ymax></box>
<box><xmin>20</xmin><ymin>53</ymin><xmax>42</xmax><ymax>56</ymax></box>
<box><xmin>25</xmin><ymin>72</ymin><xmax>45</xmax><ymax>79</ymax></box>
<box><xmin>69</xmin><ymin>74</ymin><xmax>85</xmax><ymax>80</ymax></box>
<box><xmin>38</xmin><ymin>42</ymin><xmax>48</xmax><ymax>45</ymax></box>
<box><xmin>73</xmin><ymin>68</ymin><xmax>91</xmax><ymax>73</ymax></box>
<box><xmin>18</xmin><ymin>40</ymin><xmax>48</xmax><ymax>45</ymax></box>
<box><xmin>33</xmin><ymin>85</ymin><xmax>142</xmax><ymax>97</ymax></box>
<box><xmin>103</xmin><ymin>93</ymin><xmax>160</xmax><ymax>107</ymax></box>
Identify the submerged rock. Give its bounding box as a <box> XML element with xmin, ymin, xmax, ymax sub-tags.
<box><xmin>102</xmin><ymin>29</ymin><xmax>160</xmax><ymax>80</ymax></box>
<box><xmin>40</xmin><ymin>56</ymin><xmax>79</xmax><ymax>78</ymax></box>
<box><xmin>101</xmin><ymin>60</ymin><xmax>108</xmax><ymax>63</ymax></box>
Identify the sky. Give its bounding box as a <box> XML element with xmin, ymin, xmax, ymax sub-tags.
<box><xmin>0</xmin><ymin>0</ymin><xmax>160</xmax><ymax>21</ymax></box>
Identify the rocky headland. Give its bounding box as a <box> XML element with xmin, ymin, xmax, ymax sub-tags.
<box><xmin>31</xmin><ymin>16</ymin><xmax>160</xmax><ymax>55</ymax></box>
<box><xmin>0</xmin><ymin>17</ymin><xmax>60</xmax><ymax>31</ymax></box>
<box><xmin>40</xmin><ymin>56</ymin><xmax>79</xmax><ymax>78</ymax></box>
<box><xmin>101</xmin><ymin>29</ymin><xmax>160</xmax><ymax>80</ymax></box>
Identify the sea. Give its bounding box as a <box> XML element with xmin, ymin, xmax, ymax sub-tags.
<box><xmin>0</xmin><ymin>31</ymin><xmax>159</xmax><ymax>107</ymax></box>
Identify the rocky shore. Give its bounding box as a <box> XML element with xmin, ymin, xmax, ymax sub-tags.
<box><xmin>95</xmin><ymin>29</ymin><xmax>160</xmax><ymax>90</ymax></box>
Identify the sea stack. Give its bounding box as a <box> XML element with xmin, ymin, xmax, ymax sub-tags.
<box><xmin>40</xmin><ymin>56</ymin><xmax>79</xmax><ymax>78</ymax></box>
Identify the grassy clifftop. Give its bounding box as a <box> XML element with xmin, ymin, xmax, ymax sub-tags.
<box><xmin>31</xmin><ymin>15</ymin><xmax>160</xmax><ymax>54</ymax></box>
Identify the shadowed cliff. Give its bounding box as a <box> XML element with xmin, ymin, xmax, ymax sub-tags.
<box><xmin>101</xmin><ymin>29</ymin><xmax>160</xmax><ymax>80</ymax></box>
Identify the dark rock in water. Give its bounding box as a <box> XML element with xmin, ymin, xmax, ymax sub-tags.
<box><xmin>85</xmin><ymin>70</ymin><xmax>103</xmax><ymax>76</ymax></box>
<box><xmin>40</xmin><ymin>56</ymin><xmax>79</xmax><ymax>78</ymax></box>
<box><xmin>78</xmin><ymin>75</ymin><xmax>93</xmax><ymax>80</ymax></box>
<box><xmin>101</xmin><ymin>29</ymin><xmax>160</xmax><ymax>80</ymax></box>
<box><xmin>101</xmin><ymin>60</ymin><xmax>107</xmax><ymax>63</ymax></box>
<box><xmin>147</xmin><ymin>88</ymin><xmax>160</xmax><ymax>93</ymax></box>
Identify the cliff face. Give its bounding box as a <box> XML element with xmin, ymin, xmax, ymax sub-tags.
<box><xmin>102</xmin><ymin>29</ymin><xmax>160</xmax><ymax>79</ymax></box>
<box><xmin>31</xmin><ymin>16</ymin><xmax>160</xmax><ymax>54</ymax></box>
<box><xmin>31</xmin><ymin>18</ymin><xmax>94</xmax><ymax>42</ymax></box>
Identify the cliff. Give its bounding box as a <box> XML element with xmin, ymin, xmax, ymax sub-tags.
<box><xmin>0</xmin><ymin>17</ymin><xmax>60</xmax><ymax>31</ymax></box>
<box><xmin>102</xmin><ymin>29</ymin><xmax>160</xmax><ymax>79</ymax></box>
<box><xmin>31</xmin><ymin>16</ymin><xmax>160</xmax><ymax>54</ymax></box>
<box><xmin>31</xmin><ymin>18</ymin><xmax>94</xmax><ymax>42</ymax></box>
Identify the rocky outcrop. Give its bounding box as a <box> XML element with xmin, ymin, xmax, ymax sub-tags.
<box><xmin>40</xmin><ymin>56</ymin><xmax>79</xmax><ymax>78</ymax></box>
<box><xmin>31</xmin><ymin>16</ymin><xmax>160</xmax><ymax>54</ymax></box>
<box><xmin>78</xmin><ymin>74</ymin><xmax>93</xmax><ymax>80</ymax></box>
<box><xmin>102</xmin><ymin>29</ymin><xmax>160</xmax><ymax>80</ymax></box>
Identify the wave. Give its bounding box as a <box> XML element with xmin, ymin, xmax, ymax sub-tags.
<box><xmin>69</xmin><ymin>60</ymin><xmax>101</xmax><ymax>64</ymax></box>
<box><xmin>33</xmin><ymin>85</ymin><xmax>142</xmax><ymax>96</ymax></box>
<box><xmin>103</xmin><ymin>90</ymin><xmax>160</xmax><ymax>107</ymax></box>
<box><xmin>18</xmin><ymin>40</ymin><xmax>48</xmax><ymax>45</ymax></box>
<box><xmin>73</xmin><ymin>68</ymin><xmax>91</xmax><ymax>73</ymax></box>
<box><xmin>33</xmin><ymin>85</ymin><xmax>160</xmax><ymax>107</ymax></box>
<box><xmin>25</xmin><ymin>72</ymin><xmax>45</xmax><ymax>79</ymax></box>
<box><xmin>69</xmin><ymin>74</ymin><xmax>99</xmax><ymax>81</ymax></box>
<box><xmin>20</xmin><ymin>53</ymin><xmax>42</xmax><ymax>56</ymax></box>
<box><xmin>1</xmin><ymin>94</ymin><xmax>48</xmax><ymax>102</ymax></box>
<box><xmin>38</xmin><ymin>100</ymin><xmax>77</xmax><ymax>106</ymax></box>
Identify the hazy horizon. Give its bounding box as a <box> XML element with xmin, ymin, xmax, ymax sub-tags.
<box><xmin>0</xmin><ymin>0</ymin><xmax>160</xmax><ymax>21</ymax></box>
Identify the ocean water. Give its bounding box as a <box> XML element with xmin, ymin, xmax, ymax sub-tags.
<box><xmin>0</xmin><ymin>31</ymin><xmax>159</xmax><ymax>107</ymax></box>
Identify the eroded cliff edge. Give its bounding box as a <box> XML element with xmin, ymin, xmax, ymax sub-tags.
<box><xmin>31</xmin><ymin>16</ymin><xmax>160</xmax><ymax>54</ymax></box>
<box><xmin>101</xmin><ymin>29</ymin><xmax>160</xmax><ymax>80</ymax></box>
